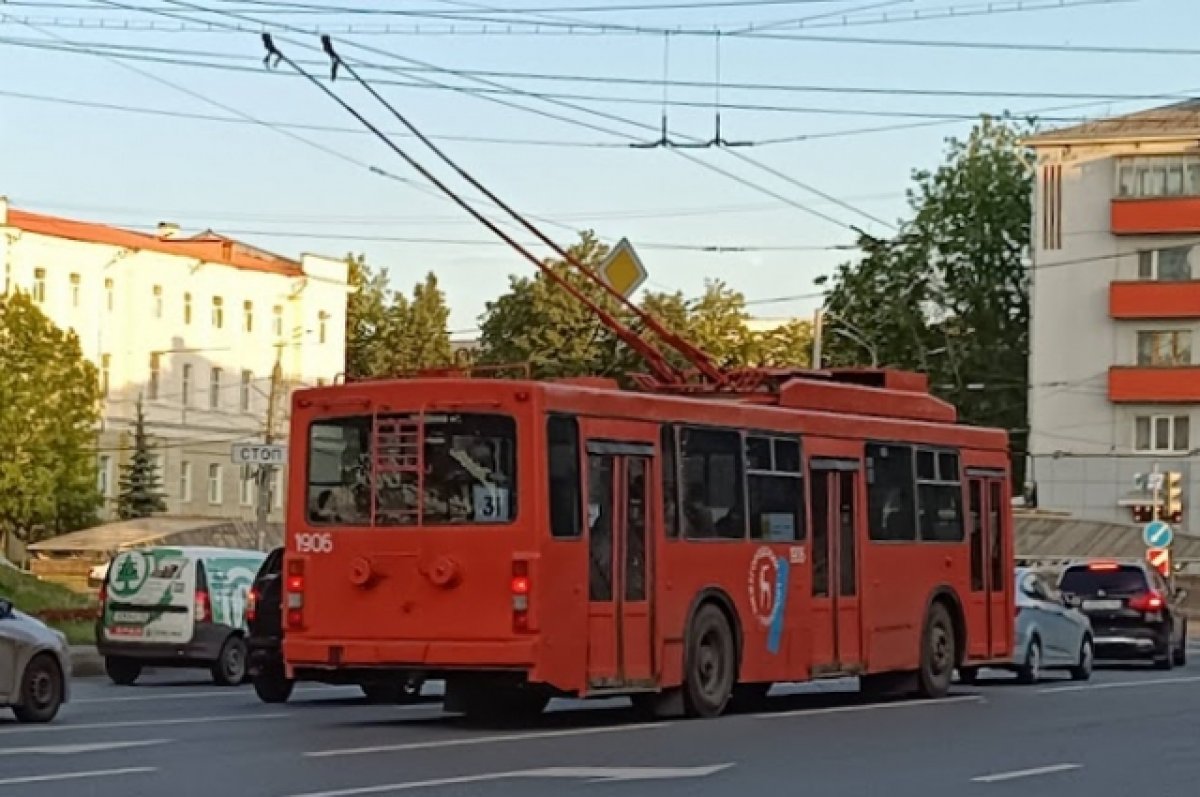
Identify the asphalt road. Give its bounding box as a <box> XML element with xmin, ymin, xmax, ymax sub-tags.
<box><xmin>4</xmin><ymin>646</ymin><xmax>1200</xmax><ymax>797</ymax></box>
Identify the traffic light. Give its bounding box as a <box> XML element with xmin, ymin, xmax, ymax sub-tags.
<box><xmin>1163</xmin><ymin>471</ymin><xmax>1184</xmax><ymax>523</ymax></box>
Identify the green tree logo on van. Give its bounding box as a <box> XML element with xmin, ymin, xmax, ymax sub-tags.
<box><xmin>109</xmin><ymin>552</ymin><xmax>150</xmax><ymax>598</ymax></box>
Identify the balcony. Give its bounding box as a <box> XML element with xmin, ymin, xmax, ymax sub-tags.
<box><xmin>1112</xmin><ymin>197</ymin><xmax>1200</xmax><ymax>235</ymax></box>
<box><xmin>1110</xmin><ymin>281</ymin><xmax>1200</xmax><ymax>319</ymax></box>
<box><xmin>1109</xmin><ymin>366</ymin><xmax>1200</xmax><ymax>403</ymax></box>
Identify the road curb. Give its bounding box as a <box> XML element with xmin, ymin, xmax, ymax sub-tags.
<box><xmin>70</xmin><ymin>645</ymin><xmax>104</xmax><ymax>678</ymax></box>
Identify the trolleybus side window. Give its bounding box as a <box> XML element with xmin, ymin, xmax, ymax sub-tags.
<box><xmin>680</xmin><ymin>426</ymin><xmax>746</xmax><ymax>540</ymax></box>
<box><xmin>915</xmin><ymin>448</ymin><xmax>964</xmax><ymax>542</ymax></box>
<box><xmin>865</xmin><ymin>443</ymin><xmax>917</xmax><ymax>541</ymax></box>
<box><xmin>746</xmin><ymin>434</ymin><xmax>804</xmax><ymax>542</ymax></box>
<box><xmin>661</xmin><ymin>425</ymin><xmax>680</xmax><ymax>539</ymax></box>
<box><xmin>547</xmin><ymin>415</ymin><xmax>582</xmax><ymax>539</ymax></box>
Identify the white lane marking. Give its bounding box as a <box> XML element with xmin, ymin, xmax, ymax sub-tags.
<box><xmin>0</xmin><ymin>767</ymin><xmax>157</xmax><ymax>788</ymax></box>
<box><xmin>971</xmin><ymin>763</ymin><xmax>1081</xmax><ymax>783</ymax></box>
<box><xmin>74</xmin><ymin>685</ymin><xmax>361</xmax><ymax>705</ymax></box>
<box><xmin>755</xmin><ymin>694</ymin><xmax>983</xmax><ymax>719</ymax></box>
<box><xmin>287</xmin><ymin>765</ymin><xmax>732</xmax><ymax>797</ymax></box>
<box><xmin>0</xmin><ymin>739</ymin><xmax>169</xmax><ymax>756</ymax></box>
<box><xmin>0</xmin><ymin>712</ymin><xmax>286</xmax><ymax>735</ymax></box>
<box><xmin>306</xmin><ymin>721</ymin><xmax>668</xmax><ymax>758</ymax></box>
<box><xmin>1039</xmin><ymin>675</ymin><xmax>1200</xmax><ymax>694</ymax></box>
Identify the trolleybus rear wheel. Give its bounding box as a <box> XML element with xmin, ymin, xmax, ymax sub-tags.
<box><xmin>916</xmin><ymin>602</ymin><xmax>956</xmax><ymax>699</ymax></box>
<box><xmin>683</xmin><ymin>603</ymin><xmax>736</xmax><ymax>718</ymax></box>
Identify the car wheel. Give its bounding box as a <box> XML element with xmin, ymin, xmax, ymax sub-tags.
<box><xmin>916</xmin><ymin>602</ymin><xmax>956</xmax><ymax>698</ymax></box>
<box><xmin>252</xmin><ymin>665</ymin><xmax>294</xmax><ymax>704</ymax></box>
<box><xmin>12</xmin><ymin>654</ymin><xmax>63</xmax><ymax>723</ymax></box>
<box><xmin>105</xmin><ymin>656</ymin><xmax>142</xmax><ymax>686</ymax></box>
<box><xmin>1070</xmin><ymin>637</ymin><xmax>1094</xmax><ymax>681</ymax></box>
<box><xmin>957</xmin><ymin>666</ymin><xmax>980</xmax><ymax>685</ymax></box>
<box><xmin>1017</xmin><ymin>638</ymin><xmax>1042</xmax><ymax>685</ymax></box>
<box><xmin>212</xmin><ymin>636</ymin><xmax>248</xmax><ymax>686</ymax></box>
<box><xmin>682</xmin><ymin>603</ymin><xmax>736</xmax><ymax>718</ymax></box>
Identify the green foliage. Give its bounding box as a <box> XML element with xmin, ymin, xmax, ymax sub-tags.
<box><xmin>818</xmin><ymin>116</ymin><xmax>1032</xmax><ymax>474</ymax></box>
<box><xmin>116</xmin><ymin>396</ymin><xmax>167</xmax><ymax>520</ymax></box>
<box><xmin>477</xmin><ymin>232</ymin><xmax>813</xmax><ymax>379</ymax></box>
<box><xmin>0</xmin><ymin>565</ymin><xmax>92</xmax><ymax>613</ymax></box>
<box><xmin>0</xmin><ymin>292</ymin><xmax>101</xmax><ymax>547</ymax></box>
<box><xmin>344</xmin><ymin>255</ymin><xmax>454</xmax><ymax>378</ymax></box>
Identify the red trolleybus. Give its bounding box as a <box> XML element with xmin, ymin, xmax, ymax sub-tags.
<box><xmin>281</xmin><ymin>368</ymin><xmax>1013</xmax><ymax>718</ymax></box>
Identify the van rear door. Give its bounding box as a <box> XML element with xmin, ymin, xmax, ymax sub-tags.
<box><xmin>102</xmin><ymin>549</ymin><xmax>196</xmax><ymax>644</ymax></box>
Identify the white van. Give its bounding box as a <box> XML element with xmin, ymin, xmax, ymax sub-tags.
<box><xmin>96</xmin><ymin>546</ymin><xmax>266</xmax><ymax>686</ymax></box>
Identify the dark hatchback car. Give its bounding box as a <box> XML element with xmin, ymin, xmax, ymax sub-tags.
<box><xmin>1058</xmin><ymin>560</ymin><xmax>1188</xmax><ymax>670</ymax></box>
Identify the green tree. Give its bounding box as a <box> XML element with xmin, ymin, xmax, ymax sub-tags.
<box><xmin>818</xmin><ymin>115</ymin><xmax>1032</xmax><ymax>478</ymax></box>
<box><xmin>116</xmin><ymin>396</ymin><xmax>167</xmax><ymax>519</ymax></box>
<box><xmin>754</xmin><ymin>319</ymin><xmax>814</xmax><ymax>368</ymax></box>
<box><xmin>0</xmin><ymin>292</ymin><xmax>101</xmax><ymax>550</ymax></box>
<box><xmin>344</xmin><ymin>254</ymin><xmax>392</xmax><ymax>379</ymax></box>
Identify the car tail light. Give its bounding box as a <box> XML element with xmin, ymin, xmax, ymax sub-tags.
<box><xmin>1129</xmin><ymin>591</ymin><xmax>1165</xmax><ymax>612</ymax></box>
<box><xmin>286</xmin><ymin>559</ymin><xmax>305</xmax><ymax>630</ymax></box>
<box><xmin>512</xmin><ymin>560</ymin><xmax>530</xmax><ymax>632</ymax></box>
<box><xmin>247</xmin><ymin>587</ymin><xmax>260</xmax><ymax>623</ymax></box>
<box><xmin>195</xmin><ymin>589</ymin><xmax>212</xmax><ymax>623</ymax></box>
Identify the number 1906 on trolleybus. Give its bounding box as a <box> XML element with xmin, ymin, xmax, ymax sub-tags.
<box><xmin>281</xmin><ymin>368</ymin><xmax>1013</xmax><ymax>719</ymax></box>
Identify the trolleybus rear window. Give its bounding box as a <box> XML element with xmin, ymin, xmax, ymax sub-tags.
<box><xmin>306</xmin><ymin>413</ymin><xmax>517</xmax><ymax>526</ymax></box>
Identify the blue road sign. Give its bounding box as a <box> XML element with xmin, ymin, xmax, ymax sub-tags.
<box><xmin>1143</xmin><ymin>520</ymin><xmax>1175</xmax><ymax>549</ymax></box>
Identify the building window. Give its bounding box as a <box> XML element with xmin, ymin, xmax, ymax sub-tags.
<box><xmin>104</xmin><ymin>278</ymin><xmax>114</xmax><ymax>311</ymax></box>
<box><xmin>69</xmin><ymin>273</ymin><xmax>80</xmax><ymax>308</ymax></box>
<box><xmin>1117</xmin><ymin>155</ymin><xmax>1200</xmax><ymax>199</ymax></box>
<box><xmin>148</xmin><ymin>353</ymin><xmax>161</xmax><ymax>400</ymax></box>
<box><xmin>240</xmin><ymin>465</ymin><xmax>256</xmax><ymax>507</ymax></box>
<box><xmin>32</xmin><ymin>268</ymin><xmax>46</xmax><ymax>303</ymax></box>
<box><xmin>212</xmin><ymin>297</ymin><xmax>224</xmax><ymax>329</ymax></box>
<box><xmin>179</xmin><ymin>461</ymin><xmax>193</xmax><ymax>502</ymax></box>
<box><xmin>240</xmin><ymin>370</ymin><xmax>253</xmax><ymax>412</ymax></box>
<box><xmin>153</xmin><ymin>285</ymin><xmax>163</xmax><ymax>318</ymax></box>
<box><xmin>680</xmin><ymin>426</ymin><xmax>745</xmax><ymax>540</ymax></box>
<box><xmin>243</xmin><ymin>300</ymin><xmax>254</xmax><ymax>333</ymax></box>
<box><xmin>745</xmin><ymin>435</ymin><xmax>804</xmax><ymax>541</ymax></box>
<box><xmin>182</xmin><ymin>364</ymin><xmax>193</xmax><ymax>407</ymax></box>
<box><xmin>210</xmin><ymin>367</ymin><xmax>222</xmax><ymax>409</ymax></box>
<box><xmin>318</xmin><ymin>311</ymin><xmax>330</xmax><ymax>344</ymax></box>
<box><xmin>915</xmin><ymin>449</ymin><xmax>963</xmax><ymax>542</ymax></box>
<box><xmin>98</xmin><ymin>455</ymin><xmax>112</xmax><ymax>497</ymax></box>
<box><xmin>1134</xmin><ymin>415</ymin><xmax>1190</xmax><ymax>453</ymax></box>
<box><xmin>208</xmin><ymin>464</ymin><xmax>222</xmax><ymax>505</ymax></box>
<box><xmin>272</xmin><ymin>305</ymin><xmax>283</xmax><ymax>337</ymax></box>
<box><xmin>866</xmin><ymin>443</ymin><xmax>916</xmax><ymax>541</ymax></box>
<box><xmin>1138</xmin><ymin>247</ymin><xmax>1192</xmax><ymax>281</ymax></box>
<box><xmin>1136</xmin><ymin>330</ymin><xmax>1192</xmax><ymax>366</ymax></box>
<box><xmin>184</xmin><ymin>292</ymin><xmax>193</xmax><ymax>325</ymax></box>
<box><xmin>100</xmin><ymin>354</ymin><xmax>111</xmax><ymax>397</ymax></box>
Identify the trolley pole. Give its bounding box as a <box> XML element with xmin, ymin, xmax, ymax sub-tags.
<box><xmin>256</xmin><ymin>351</ymin><xmax>283</xmax><ymax>551</ymax></box>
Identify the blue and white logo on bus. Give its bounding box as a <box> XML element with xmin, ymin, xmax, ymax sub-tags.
<box><xmin>748</xmin><ymin>546</ymin><xmax>789</xmax><ymax>655</ymax></box>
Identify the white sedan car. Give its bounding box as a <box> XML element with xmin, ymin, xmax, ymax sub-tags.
<box><xmin>0</xmin><ymin>597</ymin><xmax>71</xmax><ymax>722</ymax></box>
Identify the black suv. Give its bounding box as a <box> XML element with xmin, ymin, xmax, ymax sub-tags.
<box><xmin>247</xmin><ymin>547</ymin><xmax>293</xmax><ymax>703</ymax></box>
<box><xmin>1058</xmin><ymin>560</ymin><xmax>1188</xmax><ymax>669</ymax></box>
<box><xmin>245</xmin><ymin>547</ymin><xmax>426</xmax><ymax>704</ymax></box>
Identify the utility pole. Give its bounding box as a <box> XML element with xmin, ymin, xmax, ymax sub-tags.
<box><xmin>811</xmin><ymin>308</ymin><xmax>823</xmax><ymax>370</ymax></box>
<box><xmin>256</xmin><ymin>348</ymin><xmax>283</xmax><ymax>551</ymax></box>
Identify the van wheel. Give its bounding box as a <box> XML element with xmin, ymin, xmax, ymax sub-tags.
<box><xmin>105</xmin><ymin>656</ymin><xmax>142</xmax><ymax>686</ymax></box>
<box><xmin>212</xmin><ymin>637</ymin><xmax>248</xmax><ymax>686</ymax></box>
<box><xmin>916</xmin><ymin>602</ymin><xmax>956</xmax><ymax>698</ymax></box>
<box><xmin>682</xmin><ymin>604</ymin><xmax>736</xmax><ymax>718</ymax></box>
<box><xmin>13</xmin><ymin>655</ymin><xmax>63</xmax><ymax>723</ymax></box>
<box><xmin>253</xmin><ymin>666</ymin><xmax>294</xmax><ymax>704</ymax></box>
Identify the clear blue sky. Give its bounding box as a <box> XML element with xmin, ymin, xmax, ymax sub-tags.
<box><xmin>2</xmin><ymin>0</ymin><xmax>1197</xmax><ymax>335</ymax></box>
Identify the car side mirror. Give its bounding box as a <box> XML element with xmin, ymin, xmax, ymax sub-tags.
<box><xmin>0</xmin><ymin>599</ymin><xmax>12</xmax><ymax>619</ymax></box>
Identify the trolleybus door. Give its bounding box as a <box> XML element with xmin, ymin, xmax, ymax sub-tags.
<box><xmin>585</xmin><ymin>439</ymin><xmax>655</xmax><ymax>689</ymax></box>
<box><xmin>809</xmin><ymin>459</ymin><xmax>864</xmax><ymax>673</ymax></box>
<box><xmin>966</xmin><ymin>471</ymin><xmax>1010</xmax><ymax>660</ymax></box>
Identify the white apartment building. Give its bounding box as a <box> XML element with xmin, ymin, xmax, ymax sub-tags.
<box><xmin>1028</xmin><ymin>102</ymin><xmax>1200</xmax><ymax>531</ymax></box>
<box><xmin>0</xmin><ymin>197</ymin><xmax>350</xmax><ymax>522</ymax></box>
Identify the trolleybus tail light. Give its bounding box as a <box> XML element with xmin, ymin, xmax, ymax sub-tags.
<box><xmin>286</xmin><ymin>559</ymin><xmax>306</xmax><ymax>630</ymax></box>
<box><xmin>512</xmin><ymin>560</ymin><xmax>531</xmax><ymax>632</ymax></box>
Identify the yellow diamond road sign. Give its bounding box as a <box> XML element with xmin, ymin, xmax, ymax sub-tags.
<box><xmin>598</xmin><ymin>238</ymin><xmax>648</xmax><ymax>298</ymax></box>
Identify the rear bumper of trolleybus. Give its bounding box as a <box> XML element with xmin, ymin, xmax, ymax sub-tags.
<box><xmin>284</xmin><ymin>637</ymin><xmax>539</xmax><ymax>679</ymax></box>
